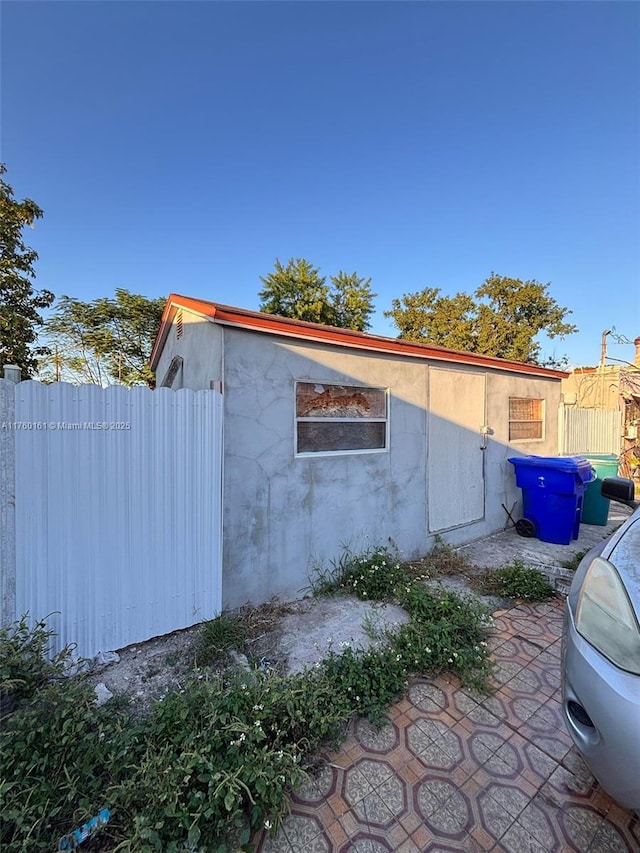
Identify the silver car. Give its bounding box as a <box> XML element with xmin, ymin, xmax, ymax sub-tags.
<box><xmin>562</xmin><ymin>477</ymin><xmax>640</xmax><ymax>811</ymax></box>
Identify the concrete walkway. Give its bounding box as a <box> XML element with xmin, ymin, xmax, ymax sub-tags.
<box><xmin>252</xmin><ymin>509</ymin><xmax>638</xmax><ymax>852</ymax></box>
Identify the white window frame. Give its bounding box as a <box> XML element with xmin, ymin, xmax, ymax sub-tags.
<box><xmin>508</xmin><ymin>396</ymin><xmax>545</xmax><ymax>442</ymax></box>
<box><xmin>295</xmin><ymin>381</ymin><xmax>389</xmax><ymax>457</ymax></box>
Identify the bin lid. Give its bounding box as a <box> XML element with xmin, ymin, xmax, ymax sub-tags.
<box><xmin>508</xmin><ymin>455</ymin><xmax>596</xmax><ymax>482</ymax></box>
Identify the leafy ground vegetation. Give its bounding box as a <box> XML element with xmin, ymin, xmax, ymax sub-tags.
<box><xmin>1</xmin><ymin>544</ymin><xmax>498</xmax><ymax>853</ymax></box>
<box><xmin>472</xmin><ymin>559</ymin><xmax>555</xmax><ymax>601</ymax></box>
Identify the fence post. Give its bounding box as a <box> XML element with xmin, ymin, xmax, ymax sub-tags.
<box><xmin>0</xmin><ymin>378</ymin><xmax>17</xmax><ymax>627</ymax></box>
<box><xmin>557</xmin><ymin>403</ymin><xmax>565</xmax><ymax>455</ymax></box>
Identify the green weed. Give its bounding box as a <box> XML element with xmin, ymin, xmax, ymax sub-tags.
<box><xmin>475</xmin><ymin>560</ymin><xmax>555</xmax><ymax>601</ymax></box>
<box><xmin>560</xmin><ymin>548</ymin><xmax>590</xmax><ymax>570</ymax></box>
<box><xmin>310</xmin><ymin>544</ymin><xmax>406</xmax><ymax>601</ymax></box>
<box><xmin>197</xmin><ymin>613</ymin><xmax>248</xmax><ymax>666</ymax></box>
<box><xmin>2</xmin><ymin>546</ymin><xmax>494</xmax><ymax>852</ymax></box>
<box><xmin>0</xmin><ymin>614</ymin><xmax>75</xmax><ymax>715</ymax></box>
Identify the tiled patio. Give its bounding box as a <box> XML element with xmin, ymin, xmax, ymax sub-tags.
<box><xmin>252</xmin><ymin>598</ymin><xmax>639</xmax><ymax>852</ymax></box>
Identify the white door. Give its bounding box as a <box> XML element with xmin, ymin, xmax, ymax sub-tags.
<box><xmin>428</xmin><ymin>368</ymin><xmax>486</xmax><ymax>532</ymax></box>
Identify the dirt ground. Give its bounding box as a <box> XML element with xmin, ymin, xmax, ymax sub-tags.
<box><xmin>83</xmin><ymin>596</ymin><xmax>413</xmax><ymax>716</ymax></box>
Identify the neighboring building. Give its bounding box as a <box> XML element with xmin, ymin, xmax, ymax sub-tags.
<box><xmin>561</xmin><ymin>336</ymin><xmax>640</xmax><ymax>462</ymax></box>
<box><xmin>151</xmin><ymin>295</ymin><xmax>567</xmax><ymax>610</ymax></box>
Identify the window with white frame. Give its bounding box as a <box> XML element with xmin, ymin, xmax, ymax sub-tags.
<box><xmin>509</xmin><ymin>397</ymin><xmax>544</xmax><ymax>441</ymax></box>
<box><xmin>295</xmin><ymin>382</ymin><xmax>388</xmax><ymax>454</ymax></box>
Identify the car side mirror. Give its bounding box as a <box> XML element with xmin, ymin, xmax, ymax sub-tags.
<box><xmin>601</xmin><ymin>476</ymin><xmax>638</xmax><ymax>509</ymax></box>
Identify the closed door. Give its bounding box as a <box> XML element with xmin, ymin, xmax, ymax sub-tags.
<box><xmin>428</xmin><ymin>368</ymin><xmax>486</xmax><ymax>532</ymax></box>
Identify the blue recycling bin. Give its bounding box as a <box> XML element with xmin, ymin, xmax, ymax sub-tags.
<box><xmin>508</xmin><ymin>455</ymin><xmax>596</xmax><ymax>545</ymax></box>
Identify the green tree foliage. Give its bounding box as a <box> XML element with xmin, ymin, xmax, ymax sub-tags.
<box><xmin>0</xmin><ymin>164</ymin><xmax>54</xmax><ymax>378</ymax></box>
<box><xmin>259</xmin><ymin>258</ymin><xmax>376</xmax><ymax>331</ymax></box>
<box><xmin>44</xmin><ymin>289</ymin><xmax>165</xmax><ymax>387</ymax></box>
<box><xmin>384</xmin><ymin>287</ymin><xmax>477</xmax><ymax>352</ymax></box>
<box><xmin>385</xmin><ymin>273</ymin><xmax>577</xmax><ymax>365</ymax></box>
<box><xmin>259</xmin><ymin>258</ymin><xmax>331</xmax><ymax>324</ymax></box>
<box><xmin>330</xmin><ymin>271</ymin><xmax>377</xmax><ymax>331</ymax></box>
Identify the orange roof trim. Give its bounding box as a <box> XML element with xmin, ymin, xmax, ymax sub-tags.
<box><xmin>150</xmin><ymin>294</ymin><xmax>569</xmax><ymax>379</ymax></box>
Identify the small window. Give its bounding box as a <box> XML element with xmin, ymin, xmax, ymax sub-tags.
<box><xmin>296</xmin><ymin>382</ymin><xmax>388</xmax><ymax>454</ymax></box>
<box><xmin>509</xmin><ymin>397</ymin><xmax>544</xmax><ymax>441</ymax></box>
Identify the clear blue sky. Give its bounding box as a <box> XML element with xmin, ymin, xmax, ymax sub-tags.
<box><xmin>3</xmin><ymin>1</ymin><xmax>639</xmax><ymax>368</ymax></box>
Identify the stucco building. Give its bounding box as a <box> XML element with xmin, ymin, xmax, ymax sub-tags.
<box><xmin>151</xmin><ymin>295</ymin><xmax>568</xmax><ymax>609</ymax></box>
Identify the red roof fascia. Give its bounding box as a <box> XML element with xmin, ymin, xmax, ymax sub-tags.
<box><xmin>150</xmin><ymin>294</ymin><xmax>568</xmax><ymax>379</ymax></box>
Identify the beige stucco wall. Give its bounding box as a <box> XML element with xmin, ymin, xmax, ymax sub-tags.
<box><xmin>562</xmin><ymin>368</ymin><xmax>622</xmax><ymax>411</ymax></box>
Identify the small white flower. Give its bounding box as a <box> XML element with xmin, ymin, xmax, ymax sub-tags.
<box><xmin>264</xmin><ymin>820</ymin><xmax>272</xmax><ymax>830</ymax></box>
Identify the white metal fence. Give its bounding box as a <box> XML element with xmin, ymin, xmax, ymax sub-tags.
<box><xmin>1</xmin><ymin>380</ymin><xmax>223</xmax><ymax>659</ymax></box>
<box><xmin>558</xmin><ymin>406</ymin><xmax>623</xmax><ymax>456</ymax></box>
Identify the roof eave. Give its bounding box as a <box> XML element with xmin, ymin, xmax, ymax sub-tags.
<box><xmin>150</xmin><ymin>293</ymin><xmax>568</xmax><ymax>379</ymax></box>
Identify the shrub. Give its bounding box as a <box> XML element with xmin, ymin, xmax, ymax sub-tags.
<box><xmin>310</xmin><ymin>545</ymin><xmax>406</xmax><ymax>601</ymax></box>
<box><xmin>476</xmin><ymin>560</ymin><xmax>555</xmax><ymax>601</ymax></box>
<box><xmin>112</xmin><ymin>669</ymin><xmax>351</xmax><ymax>851</ymax></box>
<box><xmin>0</xmin><ymin>678</ymin><xmax>137</xmax><ymax>852</ymax></box>
<box><xmin>0</xmin><ymin>614</ymin><xmax>75</xmax><ymax>713</ymax></box>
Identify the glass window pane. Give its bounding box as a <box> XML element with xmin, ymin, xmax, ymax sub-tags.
<box><xmin>297</xmin><ymin>421</ymin><xmax>386</xmax><ymax>453</ymax></box>
<box><xmin>509</xmin><ymin>397</ymin><xmax>542</xmax><ymax>420</ymax></box>
<box><xmin>509</xmin><ymin>421</ymin><xmax>543</xmax><ymax>440</ymax></box>
<box><xmin>509</xmin><ymin>397</ymin><xmax>543</xmax><ymax>440</ymax></box>
<box><xmin>296</xmin><ymin>383</ymin><xmax>386</xmax><ymax>418</ymax></box>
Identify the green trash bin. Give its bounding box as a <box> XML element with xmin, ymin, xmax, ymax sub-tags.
<box><xmin>581</xmin><ymin>453</ymin><xmax>619</xmax><ymax>525</ymax></box>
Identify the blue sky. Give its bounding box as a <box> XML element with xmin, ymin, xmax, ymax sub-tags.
<box><xmin>3</xmin><ymin>1</ymin><xmax>639</xmax><ymax>368</ymax></box>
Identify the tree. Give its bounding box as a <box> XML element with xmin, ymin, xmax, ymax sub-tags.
<box><xmin>329</xmin><ymin>271</ymin><xmax>376</xmax><ymax>331</ymax></box>
<box><xmin>473</xmin><ymin>274</ymin><xmax>578</xmax><ymax>364</ymax></box>
<box><xmin>259</xmin><ymin>258</ymin><xmax>332</xmax><ymax>325</ymax></box>
<box><xmin>44</xmin><ymin>289</ymin><xmax>165</xmax><ymax>387</ymax></box>
<box><xmin>258</xmin><ymin>258</ymin><xmax>376</xmax><ymax>331</ymax></box>
<box><xmin>384</xmin><ymin>287</ymin><xmax>477</xmax><ymax>352</ymax></box>
<box><xmin>385</xmin><ymin>273</ymin><xmax>577</xmax><ymax>365</ymax></box>
<box><xmin>0</xmin><ymin>163</ymin><xmax>54</xmax><ymax>378</ymax></box>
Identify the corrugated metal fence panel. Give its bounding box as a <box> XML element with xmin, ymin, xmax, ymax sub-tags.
<box><xmin>15</xmin><ymin>382</ymin><xmax>222</xmax><ymax>658</ymax></box>
<box><xmin>560</xmin><ymin>407</ymin><xmax>622</xmax><ymax>455</ymax></box>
